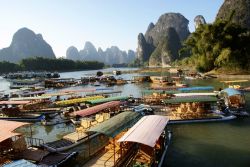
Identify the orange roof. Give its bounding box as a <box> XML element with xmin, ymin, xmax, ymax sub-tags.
<box><xmin>73</xmin><ymin>101</ymin><xmax>121</xmax><ymax>117</ymax></box>
<box><xmin>0</xmin><ymin>101</ymin><xmax>30</xmax><ymax>105</ymax></box>
<box><xmin>0</xmin><ymin>120</ymin><xmax>30</xmax><ymax>142</ymax></box>
<box><xmin>0</xmin><ymin>131</ymin><xmax>21</xmax><ymax>143</ymax></box>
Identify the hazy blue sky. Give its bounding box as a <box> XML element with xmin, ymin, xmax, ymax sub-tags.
<box><xmin>0</xmin><ymin>0</ymin><xmax>224</xmax><ymax>57</ymax></box>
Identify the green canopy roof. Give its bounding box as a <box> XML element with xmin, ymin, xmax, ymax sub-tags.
<box><xmin>86</xmin><ymin>96</ymin><xmax>129</xmax><ymax>105</ymax></box>
<box><xmin>163</xmin><ymin>96</ymin><xmax>217</xmax><ymax>104</ymax></box>
<box><xmin>87</xmin><ymin>111</ymin><xmax>141</xmax><ymax>138</ymax></box>
<box><xmin>141</xmin><ymin>89</ymin><xmax>178</xmax><ymax>95</ymax></box>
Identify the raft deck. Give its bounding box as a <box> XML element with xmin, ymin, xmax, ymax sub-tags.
<box><xmin>43</xmin><ymin>139</ymin><xmax>74</xmax><ymax>150</ymax></box>
<box><xmin>82</xmin><ymin>147</ymin><xmax>119</xmax><ymax>167</ymax></box>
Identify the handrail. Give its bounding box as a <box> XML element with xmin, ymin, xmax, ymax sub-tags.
<box><xmin>115</xmin><ymin>144</ymin><xmax>138</xmax><ymax>167</ymax></box>
<box><xmin>25</xmin><ymin>137</ymin><xmax>44</xmax><ymax>147</ymax></box>
<box><xmin>104</xmin><ymin>148</ymin><xmax>121</xmax><ymax>167</ymax></box>
<box><xmin>103</xmin><ymin>143</ymin><xmax>138</xmax><ymax>167</ymax></box>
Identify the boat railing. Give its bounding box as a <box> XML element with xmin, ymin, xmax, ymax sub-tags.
<box><xmin>114</xmin><ymin>144</ymin><xmax>138</xmax><ymax>167</ymax></box>
<box><xmin>104</xmin><ymin>143</ymin><xmax>138</xmax><ymax>167</ymax></box>
<box><xmin>25</xmin><ymin>137</ymin><xmax>44</xmax><ymax>147</ymax></box>
<box><xmin>104</xmin><ymin>148</ymin><xmax>121</xmax><ymax>167</ymax></box>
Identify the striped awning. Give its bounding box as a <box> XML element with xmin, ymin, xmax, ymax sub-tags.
<box><xmin>73</xmin><ymin>101</ymin><xmax>121</xmax><ymax>117</ymax></box>
<box><xmin>0</xmin><ymin>101</ymin><xmax>30</xmax><ymax>105</ymax></box>
<box><xmin>54</xmin><ymin>96</ymin><xmax>104</xmax><ymax>106</ymax></box>
<box><xmin>86</xmin><ymin>96</ymin><xmax>129</xmax><ymax>105</ymax></box>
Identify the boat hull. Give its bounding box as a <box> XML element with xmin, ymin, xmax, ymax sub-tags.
<box><xmin>169</xmin><ymin>115</ymin><xmax>236</xmax><ymax>124</ymax></box>
<box><xmin>0</xmin><ymin>114</ymin><xmax>44</xmax><ymax>122</ymax></box>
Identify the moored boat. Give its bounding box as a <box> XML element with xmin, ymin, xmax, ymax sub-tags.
<box><xmin>0</xmin><ymin>101</ymin><xmax>45</xmax><ymax>122</ymax></box>
<box><xmin>113</xmin><ymin>70</ymin><xmax>121</xmax><ymax>75</ymax></box>
<box><xmin>220</xmin><ymin>80</ymin><xmax>249</xmax><ymax>91</ymax></box>
<box><xmin>9</xmin><ymin>79</ymin><xmax>44</xmax><ymax>89</ymax></box>
<box><xmin>0</xmin><ymin>120</ymin><xmax>77</xmax><ymax>166</ymax></box>
<box><xmin>150</xmin><ymin>76</ymin><xmax>170</xmax><ymax>85</ymax></box>
<box><xmin>220</xmin><ymin>88</ymin><xmax>249</xmax><ymax>117</ymax></box>
<box><xmin>117</xmin><ymin>115</ymin><xmax>171</xmax><ymax>167</ymax></box>
<box><xmin>156</xmin><ymin>94</ymin><xmax>236</xmax><ymax>124</ymax></box>
<box><xmin>81</xmin><ymin>111</ymin><xmax>142</xmax><ymax>167</ymax></box>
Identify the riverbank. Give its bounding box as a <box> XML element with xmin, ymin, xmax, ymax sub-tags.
<box><xmin>117</xmin><ymin>67</ymin><xmax>250</xmax><ymax>79</ymax></box>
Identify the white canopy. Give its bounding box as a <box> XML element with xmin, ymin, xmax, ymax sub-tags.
<box><xmin>118</xmin><ymin>115</ymin><xmax>169</xmax><ymax>147</ymax></box>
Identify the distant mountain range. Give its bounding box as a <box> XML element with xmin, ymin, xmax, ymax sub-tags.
<box><xmin>0</xmin><ymin>28</ymin><xmax>136</xmax><ymax>65</ymax></box>
<box><xmin>0</xmin><ymin>28</ymin><xmax>55</xmax><ymax>63</ymax></box>
<box><xmin>66</xmin><ymin>42</ymin><xmax>136</xmax><ymax>65</ymax></box>
<box><xmin>2</xmin><ymin>0</ymin><xmax>248</xmax><ymax>68</ymax></box>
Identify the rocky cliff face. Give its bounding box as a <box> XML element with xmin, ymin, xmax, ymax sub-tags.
<box><xmin>79</xmin><ymin>41</ymin><xmax>100</xmax><ymax>61</ymax></box>
<box><xmin>194</xmin><ymin>15</ymin><xmax>206</xmax><ymax>29</ymax></box>
<box><xmin>127</xmin><ymin>50</ymin><xmax>136</xmax><ymax>63</ymax></box>
<box><xmin>137</xmin><ymin>13</ymin><xmax>189</xmax><ymax>66</ymax></box>
<box><xmin>66</xmin><ymin>43</ymin><xmax>135</xmax><ymax>65</ymax></box>
<box><xmin>66</xmin><ymin>46</ymin><xmax>80</xmax><ymax>61</ymax></box>
<box><xmin>145</xmin><ymin>13</ymin><xmax>189</xmax><ymax>45</ymax></box>
<box><xmin>0</xmin><ymin>28</ymin><xmax>55</xmax><ymax>63</ymax></box>
<box><xmin>216</xmin><ymin>0</ymin><xmax>250</xmax><ymax>29</ymax></box>
<box><xmin>136</xmin><ymin>33</ymin><xmax>155</xmax><ymax>62</ymax></box>
<box><xmin>149</xmin><ymin>27</ymin><xmax>182</xmax><ymax>67</ymax></box>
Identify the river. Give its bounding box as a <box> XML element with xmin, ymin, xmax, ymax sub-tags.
<box><xmin>2</xmin><ymin>68</ymin><xmax>250</xmax><ymax>167</ymax></box>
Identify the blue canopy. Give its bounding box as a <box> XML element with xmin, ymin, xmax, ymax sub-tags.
<box><xmin>222</xmin><ymin>88</ymin><xmax>242</xmax><ymax>96</ymax></box>
<box><xmin>96</xmin><ymin>88</ymin><xmax>114</xmax><ymax>91</ymax></box>
<box><xmin>178</xmin><ymin>86</ymin><xmax>214</xmax><ymax>92</ymax></box>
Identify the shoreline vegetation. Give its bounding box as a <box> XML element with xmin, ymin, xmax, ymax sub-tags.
<box><xmin>107</xmin><ymin>67</ymin><xmax>250</xmax><ymax>79</ymax></box>
<box><xmin>1</xmin><ymin>57</ymin><xmax>249</xmax><ymax>79</ymax></box>
<box><xmin>0</xmin><ymin>57</ymin><xmax>104</xmax><ymax>74</ymax></box>
<box><xmin>175</xmin><ymin>14</ymin><xmax>250</xmax><ymax>73</ymax></box>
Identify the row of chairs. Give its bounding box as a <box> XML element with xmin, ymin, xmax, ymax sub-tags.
<box><xmin>80</xmin><ymin>113</ymin><xmax>111</xmax><ymax>129</ymax></box>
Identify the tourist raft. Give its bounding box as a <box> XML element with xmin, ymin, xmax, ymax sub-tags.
<box><xmin>0</xmin><ymin>70</ymin><xmax>249</xmax><ymax>166</ymax></box>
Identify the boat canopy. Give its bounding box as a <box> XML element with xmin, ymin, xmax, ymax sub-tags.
<box><xmin>42</xmin><ymin>92</ymin><xmax>75</xmax><ymax>97</ymax></box>
<box><xmin>54</xmin><ymin>96</ymin><xmax>104</xmax><ymax>106</ymax></box>
<box><xmin>87</xmin><ymin>111</ymin><xmax>141</xmax><ymax>138</ymax></box>
<box><xmin>0</xmin><ymin>120</ymin><xmax>30</xmax><ymax>142</ymax></box>
<box><xmin>73</xmin><ymin>101</ymin><xmax>121</xmax><ymax>117</ymax></box>
<box><xmin>96</xmin><ymin>88</ymin><xmax>114</xmax><ymax>91</ymax></box>
<box><xmin>150</xmin><ymin>86</ymin><xmax>181</xmax><ymax>90</ymax></box>
<box><xmin>222</xmin><ymin>88</ymin><xmax>242</xmax><ymax>96</ymax></box>
<box><xmin>163</xmin><ymin>96</ymin><xmax>217</xmax><ymax>104</ymax></box>
<box><xmin>118</xmin><ymin>115</ymin><xmax>169</xmax><ymax>147</ymax></box>
<box><xmin>220</xmin><ymin>80</ymin><xmax>248</xmax><ymax>83</ymax></box>
<box><xmin>11</xmin><ymin>79</ymin><xmax>40</xmax><ymax>84</ymax></box>
<box><xmin>21</xmin><ymin>90</ymin><xmax>46</xmax><ymax>96</ymax></box>
<box><xmin>86</xmin><ymin>96</ymin><xmax>129</xmax><ymax>105</ymax></box>
<box><xmin>0</xmin><ymin>101</ymin><xmax>30</xmax><ymax>105</ymax></box>
<box><xmin>174</xmin><ymin>93</ymin><xmax>217</xmax><ymax>97</ymax></box>
<box><xmin>0</xmin><ymin>131</ymin><xmax>21</xmax><ymax>144</ymax></box>
<box><xmin>60</xmin><ymin>88</ymin><xmax>96</xmax><ymax>93</ymax></box>
<box><xmin>20</xmin><ymin>87</ymin><xmax>33</xmax><ymax>91</ymax></box>
<box><xmin>86</xmin><ymin>90</ymin><xmax>122</xmax><ymax>96</ymax></box>
<box><xmin>178</xmin><ymin>86</ymin><xmax>214</xmax><ymax>92</ymax></box>
<box><xmin>141</xmin><ymin>90</ymin><xmax>177</xmax><ymax>95</ymax></box>
<box><xmin>10</xmin><ymin>96</ymin><xmax>51</xmax><ymax>101</ymax></box>
<box><xmin>3</xmin><ymin>159</ymin><xmax>37</xmax><ymax>167</ymax></box>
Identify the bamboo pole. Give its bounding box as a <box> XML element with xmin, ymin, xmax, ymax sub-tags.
<box><xmin>113</xmin><ymin>138</ymin><xmax>115</xmax><ymax>166</ymax></box>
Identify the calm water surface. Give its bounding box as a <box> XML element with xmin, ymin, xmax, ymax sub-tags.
<box><xmin>2</xmin><ymin>68</ymin><xmax>250</xmax><ymax>167</ymax></box>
